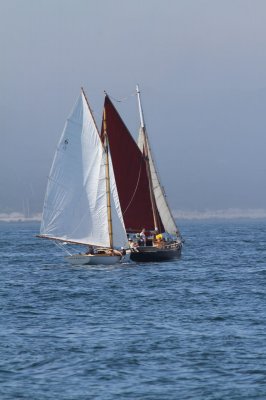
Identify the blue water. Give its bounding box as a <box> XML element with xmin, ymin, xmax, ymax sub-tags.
<box><xmin>0</xmin><ymin>220</ymin><xmax>266</xmax><ymax>399</ymax></box>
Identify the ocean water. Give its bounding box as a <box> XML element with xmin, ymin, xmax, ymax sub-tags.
<box><xmin>0</xmin><ymin>220</ymin><xmax>266</xmax><ymax>399</ymax></box>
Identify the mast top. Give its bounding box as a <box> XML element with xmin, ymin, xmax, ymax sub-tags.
<box><xmin>136</xmin><ymin>84</ymin><xmax>145</xmax><ymax>129</ymax></box>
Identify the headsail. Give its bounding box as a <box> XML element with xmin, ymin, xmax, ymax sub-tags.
<box><xmin>40</xmin><ymin>91</ymin><xmax>127</xmax><ymax>248</ymax></box>
<box><xmin>101</xmin><ymin>95</ymin><xmax>164</xmax><ymax>233</ymax></box>
<box><xmin>136</xmin><ymin>86</ymin><xmax>180</xmax><ymax>236</ymax></box>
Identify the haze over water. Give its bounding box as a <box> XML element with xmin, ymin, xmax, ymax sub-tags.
<box><xmin>1</xmin><ymin>0</ymin><xmax>266</xmax><ymax>215</ymax></box>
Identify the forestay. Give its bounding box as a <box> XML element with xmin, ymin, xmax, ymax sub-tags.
<box><xmin>40</xmin><ymin>92</ymin><xmax>127</xmax><ymax>248</ymax></box>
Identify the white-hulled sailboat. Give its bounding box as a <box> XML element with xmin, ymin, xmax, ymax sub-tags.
<box><xmin>38</xmin><ymin>89</ymin><xmax>129</xmax><ymax>265</ymax></box>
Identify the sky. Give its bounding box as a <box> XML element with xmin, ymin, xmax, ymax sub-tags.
<box><xmin>1</xmin><ymin>0</ymin><xmax>266</xmax><ymax>218</ymax></box>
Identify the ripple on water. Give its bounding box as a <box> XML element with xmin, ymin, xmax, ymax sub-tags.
<box><xmin>0</xmin><ymin>221</ymin><xmax>266</xmax><ymax>399</ymax></box>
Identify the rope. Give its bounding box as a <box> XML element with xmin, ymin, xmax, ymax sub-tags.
<box><xmin>122</xmin><ymin>160</ymin><xmax>142</xmax><ymax>216</ymax></box>
<box><xmin>54</xmin><ymin>240</ymin><xmax>73</xmax><ymax>256</ymax></box>
<box><xmin>106</xmin><ymin>90</ymin><xmax>136</xmax><ymax>103</ymax></box>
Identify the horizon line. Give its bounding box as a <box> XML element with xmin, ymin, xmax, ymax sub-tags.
<box><xmin>1</xmin><ymin>208</ymin><xmax>266</xmax><ymax>222</ymax></box>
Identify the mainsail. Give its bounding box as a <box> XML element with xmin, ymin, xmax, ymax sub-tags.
<box><xmin>101</xmin><ymin>95</ymin><xmax>164</xmax><ymax>233</ymax></box>
<box><xmin>40</xmin><ymin>91</ymin><xmax>127</xmax><ymax>248</ymax></box>
<box><xmin>136</xmin><ymin>86</ymin><xmax>179</xmax><ymax>236</ymax></box>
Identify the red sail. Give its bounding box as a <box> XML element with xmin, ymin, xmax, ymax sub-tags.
<box><xmin>101</xmin><ymin>95</ymin><xmax>164</xmax><ymax>233</ymax></box>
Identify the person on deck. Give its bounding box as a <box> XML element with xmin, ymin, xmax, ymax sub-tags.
<box><xmin>155</xmin><ymin>233</ymin><xmax>163</xmax><ymax>242</ymax></box>
<box><xmin>86</xmin><ymin>246</ymin><xmax>94</xmax><ymax>255</ymax></box>
<box><xmin>139</xmin><ymin>228</ymin><xmax>147</xmax><ymax>246</ymax></box>
<box><xmin>129</xmin><ymin>238</ymin><xmax>138</xmax><ymax>251</ymax></box>
<box><xmin>113</xmin><ymin>249</ymin><xmax>123</xmax><ymax>256</ymax></box>
<box><xmin>155</xmin><ymin>232</ymin><xmax>164</xmax><ymax>248</ymax></box>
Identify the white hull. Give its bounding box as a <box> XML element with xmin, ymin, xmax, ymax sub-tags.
<box><xmin>66</xmin><ymin>253</ymin><xmax>130</xmax><ymax>266</ymax></box>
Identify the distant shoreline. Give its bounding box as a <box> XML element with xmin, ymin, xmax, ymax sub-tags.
<box><xmin>1</xmin><ymin>209</ymin><xmax>266</xmax><ymax>222</ymax></box>
<box><xmin>0</xmin><ymin>213</ymin><xmax>42</xmax><ymax>222</ymax></box>
<box><xmin>173</xmin><ymin>209</ymin><xmax>266</xmax><ymax>220</ymax></box>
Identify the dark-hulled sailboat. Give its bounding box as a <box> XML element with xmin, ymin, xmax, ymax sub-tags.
<box><xmin>102</xmin><ymin>86</ymin><xmax>182</xmax><ymax>262</ymax></box>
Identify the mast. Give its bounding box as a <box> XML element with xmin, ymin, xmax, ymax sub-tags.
<box><xmin>136</xmin><ymin>86</ymin><xmax>180</xmax><ymax>237</ymax></box>
<box><xmin>103</xmin><ymin>102</ymin><xmax>113</xmax><ymax>248</ymax></box>
<box><xmin>136</xmin><ymin>85</ymin><xmax>159</xmax><ymax>231</ymax></box>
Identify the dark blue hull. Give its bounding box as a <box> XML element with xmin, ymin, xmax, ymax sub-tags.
<box><xmin>130</xmin><ymin>242</ymin><xmax>182</xmax><ymax>262</ymax></box>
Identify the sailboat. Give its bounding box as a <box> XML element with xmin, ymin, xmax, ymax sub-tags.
<box><xmin>38</xmin><ymin>88</ymin><xmax>129</xmax><ymax>265</ymax></box>
<box><xmin>102</xmin><ymin>86</ymin><xmax>182</xmax><ymax>262</ymax></box>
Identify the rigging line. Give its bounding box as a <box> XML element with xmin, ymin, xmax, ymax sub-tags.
<box><xmin>122</xmin><ymin>160</ymin><xmax>142</xmax><ymax>216</ymax></box>
<box><xmin>107</xmin><ymin>91</ymin><xmax>136</xmax><ymax>103</ymax></box>
<box><xmin>54</xmin><ymin>240</ymin><xmax>72</xmax><ymax>256</ymax></box>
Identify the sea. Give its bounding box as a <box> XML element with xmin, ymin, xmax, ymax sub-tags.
<box><xmin>0</xmin><ymin>219</ymin><xmax>265</xmax><ymax>400</ymax></box>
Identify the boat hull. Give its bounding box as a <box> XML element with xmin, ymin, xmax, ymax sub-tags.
<box><xmin>66</xmin><ymin>254</ymin><xmax>128</xmax><ymax>266</ymax></box>
<box><xmin>130</xmin><ymin>242</ymin><xmax>182</xmax><ymax>262</ymax></box>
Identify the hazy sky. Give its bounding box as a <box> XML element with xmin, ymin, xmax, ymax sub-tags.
<box><xmin>1</xmin><ymin>0</ymin><xmax>266</xmax><ymax>215</ymax></box>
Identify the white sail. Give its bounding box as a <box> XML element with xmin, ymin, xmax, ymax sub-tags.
<box><xmin>136</xmin><ymin>85</ymin><xmax>179</xmax><ymax>236</ymax></box>
<box><xmin>138</xmin><ymin>128</ymin><xmax>179</xmax><ymax>236</ymax></box>
<box><xmin>40</xmin><ymin>92</ymin><xmax>127</xmax><ymax>248</ymax></box>
<box><xmin>109</xmin><ymin>151</ymin><xmax>128</xmax><ymax>249</ymax></box>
